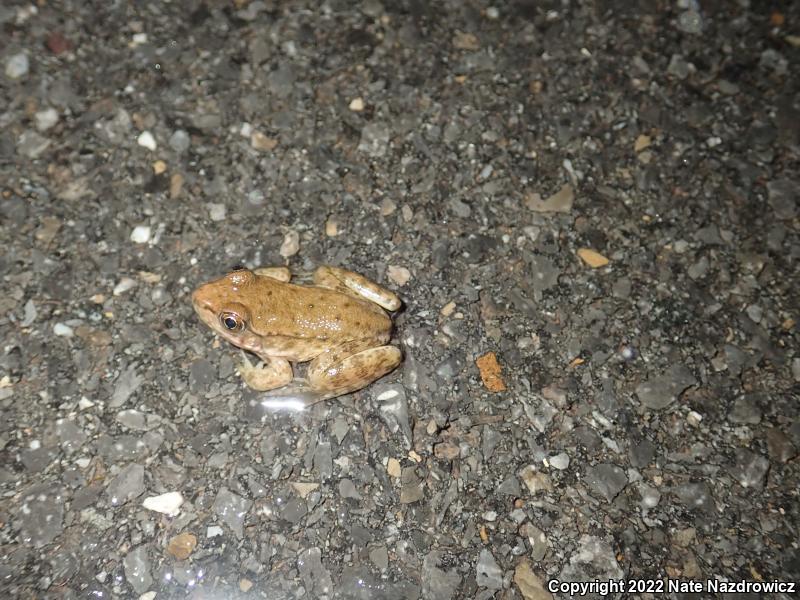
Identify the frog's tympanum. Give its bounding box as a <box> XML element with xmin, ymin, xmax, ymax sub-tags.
<box><xmin>192</xmin><ymin>265</ymin><xmax>402</xmax><ymax>404</ymax></box>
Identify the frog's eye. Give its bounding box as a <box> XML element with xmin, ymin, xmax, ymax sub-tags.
<box><xmin>220</xmin><ymin>312</ymin><xmax>245</xmax><ymax>332</ymax></box>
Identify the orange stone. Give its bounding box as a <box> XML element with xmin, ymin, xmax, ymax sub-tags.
<box><xmin>167</xmin><ymin>532</ymin><xmax>197</xmax><ymax>560</ymax></box>
<box><xmin>476</xmin><ymin>352</ymin><xmax>507</xmax><ymax>392</ymax></box>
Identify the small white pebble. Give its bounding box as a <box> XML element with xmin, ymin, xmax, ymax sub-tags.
<box><xmin>687</xmin><ymin>410</ymin><xmax>703</xmax><ymax>426</ymax></box>
<box><xmin>113</xmin><ymin>277</ymin><xmax>138</xmax><ymax>296</ymax></box>
<box><xmin>35</xmin><ymin>108</ymin><xmax>59</xmax><ymax>132</ymax></box>
<box><xmin>380</xmin><ymin>198</ymin><xmax>397</xmax><ymax>216</ymax></box>
<box><xmin>745</xmin><ymin>304</ymin><xmax>762</xmax><ymax>323</ymax></box>
<box><xmin>130</xmin><ymin>225</ymin><xmax>151</xmax><ymax>244</ymax></box>
<box><xmin>377</xmin><ymin>389</ymin><xmax>399</xmax><ymax>401</ymax></box>
<box><xmin>207</xmin><ymin>525</ymin><xmax>224</xmax><ymax>538</ymax></box>
<box><xmin>349</xmin><ymin>97</ymin><xmax>365</xmax><ymax>112</ymax></box>
<box><xmin>440</xmin><ymin>301</ymin><xmax>456</xmax><ymax>317</ymax></box>
<box><xmin>132</xmin><ymin>32</ymin><xmax>148</xmax><ymax>46</ymax></box>
<box><xmin>29</xmin><ymin>439</ymin><xmax>41</xmax><ymax>450</ymax></box>
<box><xmin>75</xmin><ymin>457</ymin><xmax>91</xmax><ymax>468</ymax></box>
<box><xmin>482</xmin><ymin>510</ymin><xmax>498</xmax><ymax>521</ymax></box>
<box><xmin>137</xmin><ymin>131</ymin><xmax>157</xmax><ymax>151</ymax></box>
<box><xmin>78</xmin><ymin>396</ymin><xmax>95</xmax><ymax>410</ymax></box>
<box><xmin>207</xmin><ymin>203</ymin><xmax>226</xmax><ymax>222</ymax></box>
<box><xmin>279</xmin><ymin>230</ymin><xmax>300</xmax><ymax>258</ymax></box>
<box><xmin>239</xmin><ymin>122</ymin><xmax>253</xmax><ymax>137</ymax></box>
<box><xmin>325</xmin><ymin>217</ymin><xmax>339</xmax><ymax>237</ymax></box>
<box><xmin>53</xmin><ymin>323</ymin><xmax>74</xmax><ymax>337</ymax></box>
<box><xmin>486</xmin><ymin>6</ymin><xmax>500</xmax><ymax>19</ymax></box>
<box><xmin>387</xmin><ymin>265</ymin><xmax>411</xmax><ymax>286</ymax></box>
<box><xmin>5</xmin><ymin>52</ymin><xmax>30</xmax><ymax>79</ymax></box>
<box><xmin>548</xmin><ymin>452</ymin><xmax>570</xmax><ymax>470</ymax></box>
<box><xmin>142</xmin><ymin>491</ymin><xmax>183</xmax><ymax>516</ymax></box>
<box><xmin>673</xmin><ymin>239</ymin><xmax>689</xmax><ymax>254</ymax></box>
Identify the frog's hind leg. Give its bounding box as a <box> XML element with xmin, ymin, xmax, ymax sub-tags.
<box><xmin>237</xmin><ymin>352</ymin><xmax>294</xmax><ymax>391</ymax></box>
<box><xmin>307</xmin><ymin>340</ymin><xmax>402</xmax><ymax>400</ymax></box>
<box><xmin>253</xmin><ymin>266</ymin><xmax>291</xmax><ymax>282</ymax></box>
<box><xmin>313</xmin><ymin>266</ymin><xmax>401</xmax><ymax>311</ymax></box>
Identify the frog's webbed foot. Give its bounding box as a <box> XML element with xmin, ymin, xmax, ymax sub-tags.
<box><xmin>313</xmin><ymin>265</ymin><xmax>401</xmax><ymax>311</ymax></box>
<box><xmin>252</xmin><ymin>266</ymin><xmax>291</xmax><ymax>282</ymax></box>
<box><xmin>237</xmin><ymin>352</ymin><xmax>293</xmax><ymax>391</ymax></box>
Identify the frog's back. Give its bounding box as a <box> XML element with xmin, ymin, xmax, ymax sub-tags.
<box><xmin>249</xmin><ymin>277</ymin><xmax>391</xmax><ymax>341</ymax></box>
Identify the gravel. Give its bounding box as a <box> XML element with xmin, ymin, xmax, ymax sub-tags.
<box><xmin>1</xmin><ymin>1</ymin><xmax>798</xmax><ymax>598</ymax></box>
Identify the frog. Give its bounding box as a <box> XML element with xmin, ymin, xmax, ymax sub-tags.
<box><xmin>191</xmin><ymin>265</ymin><xmax>403</xmax><ymax>404</ymax></box>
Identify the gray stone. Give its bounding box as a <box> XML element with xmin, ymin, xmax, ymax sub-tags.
<box><xmin>298</xmin><ymin>547</ymin><xmax>333</xmax><ymax>597</ymax></box>
<box><xmin>423</xmin><ymin>551</ymin><xmax>461</xmax><ymax>599</ymax></box>
<box><xmin>400</xmin><ymin>467</ymin><xmax>424</xmax><ymax>504</ymax></box>
<box><xmin>673</xmin><ymin>482</ymin><xmax>715</xmax><ymax>514</ymax></box>
<box><xmin>110</xmin><ymin>365</ymin><xmax>144</xmax><ymax>408</ymax></box>
<box><xmin>169</xmin><ymin>129</ymin><xmax>191</xmax><ymax>153</ymax></box>
<box><xmin>313</xmin><ymin>441</ymin><xmax>333</xmax><ymax>480</ymax></box>
<box><xmin>123</xmin><ymin>546</ymin><xmax>152</xmax><ymax>594</ymax></box>
<box><xmin>188</xmin><ymin>359</ymin><xmax>215</xmax><ymax>394</ymax></box>
<box><xmin>635</xmin><ymin>365</ymin><xmax>696</xmax><ymax>410</ymax></box>
<box><xmin>212</xmin><ymin>487</ymin><xmax>252</xmax><ymax>537</ymax></box>
<box><xmin>106</xmin><ymin>464</ymin><xmax>145</xmax><ymax>507</ymax></box>
<box><xmin>374</xmin><ymin>384</ymin><xmax>413</xmax><ymax>448</ymax></box>
<box><xmin>528</xmin><ymin>255</ymin><xmax>560</xmax><ymax>299</ymax></box>
<box><xmin>667</xmin><ymin>54</ymin><xmax>691</xmax><ymax>79</ymax></box>
<box><xmin>559</xmin><ymin>536</ymin><xmax>624</xmax><ymax>590</ymax></box>
<box><xmin>766</xmin><ymin>427</ymin><xmax>796</xmax><ymax>463</ymax></box>
<box><xmin>629</xmin><ymin>439</ymin><xmax>656</xmax><ymax>468</ymax></box>
<box><xmin>549</xmin><ymin>452</ymin><xmax>570</xmax><ymax>470</ymax></box>
<box><xmin>521</xmin><ymin>523</ymin><xmax>548</xmax><ymax>561</ymax></box>
<box><xmin>100</xmin><ymin>108</ymin><xmax>132</xmax><ymax>145</ymax></box>
<box><xmin>676</xmin><ymin>10</ymin><xmax>703</xmax><ymax>34</ymax></box>
<box><xmin>280</xmin><ymin>497</ymin><xmax>307</xmax><ymax>523</ymax></box>
<box><xmin>729</xmin><ymin>449</ymin><xmax>769</xmax><ymax>489</ymax></box>
<box><xmin>476</xmin><ymin>549</ymin><xmax>503</xmax><ymax>590</ymax></box>
<box><xmin>5</xmin><ymin>52</ymin><xmax>29</xmax><ymax>79</ymax></box>
<box><xmin>766</xmin><ymin>179</ymin><xmax>797</xmax><ymax>220</ymax></box>
<box><xmin>17</xmin><ymin>131</ymin><xmax>51</xmax><ymax>159</ymax></box>
<box><xmin>116</xmin><ymin>409</ymin><xmax>148</xmax><ymax>431</ymax></box>
<box><xmin>55</xmin><ymin>419</ymin><xmax>87</xmax><ymax>454</ymax></box>
<box><xmin>584</xmin><ymin>463</ymin><xmax>627</xmax><ymax>502</ymax></box>
<box><xmin>729</xmin><ymin>395</ymin><xmax>761</xmax><ymax>424</ymax></box>
<box><xmin>369</xmin><ymin>545</ymin><xmax>389</xmax><ymax>571</ymax></box>
<box><xmin>358</xmin><ymin>122</ymin><xmax>389</xmax><ymax>157</ymax></box>
<box><xmin>497</xmin><ymin>474</ymin><xmax>522</xmax><ymax>496</ymax></box>
<box><xmin>13</xmin><ymin>484</ymin><xmax>64</xmax><ymax>547</ymax></box>
<box><xmin>338</xmin><ymin>478</ymin><xmax>361</xmax><ymax>500</ymax></box>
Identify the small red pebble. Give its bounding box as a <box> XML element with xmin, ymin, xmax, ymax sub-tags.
<box><xmin>46</xmin><ymin>33</ymin><xmax>72</xmax><ymax>55</ymax></box>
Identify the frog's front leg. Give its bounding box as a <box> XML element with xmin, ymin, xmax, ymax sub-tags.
<box><xmin>306</xmin><ymin>339</ymin><xmax>402</xmax><ymax>400</ymax></box>
<box><xmin>313</xmin><ymin>266</ymin><xmax>401</xmax><ymax>311</ymax></box>
<box><xmin>253</xmin><ymin>266</ymin><xmax>291</xmax><ymax>282</ymax></box>
<box><xmin>237</xmin><ymin>351</ymin><xmax>294</xmax><ymax>391</ymax></box>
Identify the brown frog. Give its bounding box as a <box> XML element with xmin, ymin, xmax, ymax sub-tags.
<box><xmin>192</xmin><ymin>265</ymin><xmax>402</xmax><ymax>403</ymax></box>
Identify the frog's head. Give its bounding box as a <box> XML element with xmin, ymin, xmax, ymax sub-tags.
<box><xmin>192</xmin><ymin>268</ymin><xmax>265</xmax><ymax>353</ymax></box>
